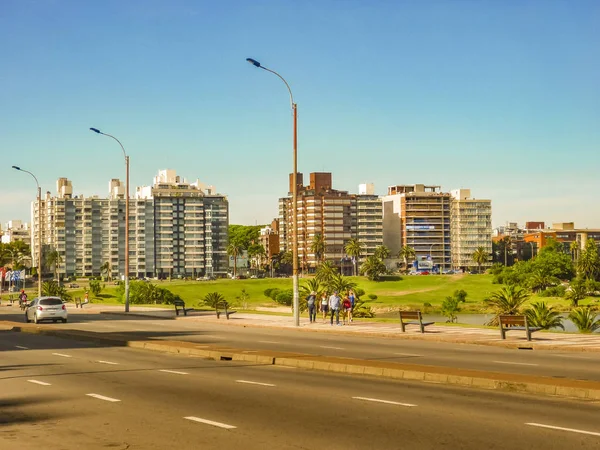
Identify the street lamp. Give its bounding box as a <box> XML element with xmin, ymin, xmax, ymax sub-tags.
<box><xmin>246</xmin><ymin>57</ymin><xmax>300</xmax><ymax>326</ymax></box>
<box><xmin>89</xmin><ymin>128</ymin><xmax>131</xmax><ymax>312</ymax></box>
<box><xmin>12</xmin><ymin>166</ymin><xmax>42</xmax><ymax>298</ymax></box>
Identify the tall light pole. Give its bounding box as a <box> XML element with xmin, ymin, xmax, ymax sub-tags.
<box><xmin>12</xmin><ymin>166</ymin><xmax>42</xmax><ymax>298</ymax></box>
<box><xmin>246</xmin><ymin>57</ymin><xmax>300</xmax><ymax>326</ymax></box>
<box><xmin>89</xmin><ymin>128</ymin><xmax>130</xmax><ymax>312</ymax></box>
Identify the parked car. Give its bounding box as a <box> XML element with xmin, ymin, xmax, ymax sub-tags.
<box><xmin>68</xmin><ymin>283</ymin><xmax>79</xmax><ymax>288</ymax></box>
<box><xmin>25</xmin><ymin>297</ymin><xmax>68</xmax><ymax>324</ymax></box>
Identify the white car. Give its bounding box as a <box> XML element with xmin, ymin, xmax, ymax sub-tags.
<box><xmin>25</xmin><ymin>297</ymin><xmax>68</xmax><ymax>324</ymax></box>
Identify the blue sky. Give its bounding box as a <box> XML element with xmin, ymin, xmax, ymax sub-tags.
<box><xmin>1</xmin><ymin>0</ymin><xmax>599</xmax><ymax>229</ymax></box>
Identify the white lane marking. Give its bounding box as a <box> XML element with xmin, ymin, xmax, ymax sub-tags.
<box><xmin>236</xmin><ymin>380</ymin><xmax>275</xmax><ymax>387</ymax></box>
<box><xmin>159</xmin><ymin>369</ymin><xmax>189</xmax><ymax>375</ymax></box>
<box><xmin>320</xmin><ymin>346</ymin><xmax>345</xmax><ymax>350</ymax></box>
<box><xmin>27</xmin><ymin>380</ymin><xmax>51</xmax><ymax>386</ymax></box>
<box><xmin>526</xmin><ymin>423</ymin><xmax>600</xmax><ymax>437</ymax></box>
<box><xmin>394</xmin><ymin>352</ymin><xmax>423</xmax><ymax>357</ymax></box>
<box><xmin>97</xmin><ymin>360</ymin><xmax>119</xmax><ymax>365</ymax></box>
<box><xmin>352</xmin><ymin>396</ymin><xmax>417</xmax><ymax>407</ymax></box>
<box><xmin>15</xmin><ymin>345</ymin><xmax>29</xmax><ymax>350</ymax></box>
<box><xmin>552</xmin><ymin>354</ymin><xmax>596</xmax><ymax>360</ymax></box>
<box><xmin>258</xmin><ymin>340</ymin><xmax>281</xmax><ymax>344</ymax></box>
<box><xmin>493</xmin><ymin>360</ymin><xmax>539</xmax><ymax>367</ymax></box>
<box><xmin>184</xmin><ymin>416</ymin><xmax>236</xmax><ymax>429</ymax></box>
<box><xmin>242</xmin><ymin>351</ymin><xmax>258</xmax><ymax>353</ymax></box>
<box><xmin>86</xmin><ymin>393</ymin><xmax>121</xmax><ymax>403</ymax></box>
<box><xmin>52</xmin><ymin>353</ymin><xmax>72</xmax><ymax>358</ymax></box>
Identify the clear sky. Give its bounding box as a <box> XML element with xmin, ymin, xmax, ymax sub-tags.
<box><xmin>1</xmin><ymin>0</ymin><xmax>598</xmax><ymax>229</ymax></box>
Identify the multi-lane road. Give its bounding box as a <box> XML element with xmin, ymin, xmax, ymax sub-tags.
<box><xmin>2</xmin><ymin>308</ymin><xmax>598</xmax><ymax>382</ymax></box>
<box><xmin>2</xmin><ymin>329</ymin><xmax>600</xmax><ymax>449</ymax></box>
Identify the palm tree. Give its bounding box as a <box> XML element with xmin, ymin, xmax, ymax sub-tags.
<box><xmin>247</xmin><ymin>244</ymin><xmax>266</xmax><ymax>274</ymax></box>
<box><xmin>528</xmin><ymin>271</ymin><xmax>559</xmax><ymax>293</ymax></box>
<box><xmin>471</xmin><ymin>246</ymin><xmax>489</xmax><ymax>274</ymax></box>
<box><xmin>577</xmin><ymin>238</ymin><xmax>600</xmax><ymax>280</ymax></box>
<box><xmin>359</xmin><ymin>256</ymin><xmax>387</xmax><ymax>281</ymax></box>
<box><xmin>315</xmin><ymin>260</ymin><xmax>337</xmax><ymax>284</ymax></box>
<box><xmin>374</xmin><ymin>245</ymin><xmax>390</xmax><ymax>261</ymax></box>
<box><xmin>203</xmin><ymin>292</ymin><xmax>226</xmax><ymax>309</ymax></box>
<box><xmin>300</xmin><ymin>278</ymin><xmax>322</xmax><ymax>299</ymax></box>
<box><xmin>566</xmin><ymin>279</ymin><xmax>588</xmax><ymax>307</ymax></box>
<box><xmin>310</xmin><ymin>234</ymin><xmax>325</xmax><ymax>264</ymax></box>
<box><xmin>524</xmin><ymin>302</ymin><xmax>564</xmax><ymax>330</ymax></box>
<box><xmin>46</xmin><ymin>249</ymin><xmax>63</xmax><ymax>283</ymax></box>
<box><xmin>570</xmin><ymin>241</ymin><xmax>580</xmax><ymax>262</ymax></box>
<box><xmin>325</xmin><ymin>273</ymin><xmax>357</xmax><ymax>294</ymax></box>
<box><xmin>568</xmin><ymin>307</ymin><xmax>600</xmax><ymax>333</ymax></box>
<box><xmin>227</xmin><ymin>242</ymin><xmax>243</xmax><ymax>278</ymax></box>
<box><xmin>398</xmin><ymin>246</ymin><xmax>416</xmax><ymax>272</ymax></box>
<box><xmin>100</xmin><ymin>261</ymin><xmax>112</xmax><ymax>282</ymax></box>
<box><xmin>484</xmin><ymin>285</ymin><xmax>530</xmax><ymax>326</ymax></box>
<box><xmin>344</xmin><ymin>238</ymin><xmax>363</xmax><ymax>276</ymax></box>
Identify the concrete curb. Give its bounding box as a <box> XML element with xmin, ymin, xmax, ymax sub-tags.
<box><xmin>7</xmin><ymin>323</ymin><xmax>600</xmax><ymax>401</ymax></box>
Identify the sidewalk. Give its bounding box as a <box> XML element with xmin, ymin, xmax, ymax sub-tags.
<box><xmin>94</xmin><ymin>305</ymin><xmax>600</xmax><ymax>352</ymax></box>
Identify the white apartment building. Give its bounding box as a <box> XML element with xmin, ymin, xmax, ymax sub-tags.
<box><xmin>32</xmin><ymin>170</ymin><xmax>228</xmax><ymax>279</ymax></box>
<box><xmin>1</xmin><ymin>220</ymin><xmax>31</xmax><ymax>245</ymax></box>
<box><xmin>450</xmin><ymin>189</ymin><xmax>492</xmax><ymax>270</ymax></box>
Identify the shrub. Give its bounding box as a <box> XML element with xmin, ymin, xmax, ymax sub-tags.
<box><xmin>568</xmin><ymin>307</ymin><xmax>600</xmax><ymax>333</ymax></box>
<box><xmin>524</xmin><ymin>302</ymin><xmax>564</xmax><ymax>330</ymax></box>
<box><xmin>368</xmin><ymin>294</ymin><xmax>378</xmax><ymax>300</ymax></box>
<box><xmin>89</xmin><ymin>279</ymin><xmax>103</xmax><ymax>297</ymax></box>
<box><xmin>275</xmin><ymin>289</ymin><xmax>293</xmax><ymax>306</ymax></box>
<box><xmin>264</xmin><ymin>288</ymin><xmax>274</xmax><ymax>298</ymax></box>
<box><xmin>441</xmin><ymin>296</ymin><xmax>461</xmax><ymax>323</ymax></box>
<box><xmin>538</xmin><ymin>285</ymin><xmax>566</xmax><ymax>297</ymax></box>
<box><xmin>268</xmin><ymin>288</ymin><xmax>281</xmax><ymax>301</ymax></box>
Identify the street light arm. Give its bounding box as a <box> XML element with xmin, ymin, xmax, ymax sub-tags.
<box><xmin>259</xmin><ymin>66</ymin><xmax>295</xmax><ymax>108</ymax></box>
<box><xmin>12</xmin><ymin>166</ymin><xmax>39</xmax><ymax>190</ymax></box>
<box><xmin>90</xmin><ymin>129</ymin><xmax>127</xmax><ymax>160</ymax></box>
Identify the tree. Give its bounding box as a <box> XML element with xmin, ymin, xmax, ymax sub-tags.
<box><xmin>441</xmin><ymin>296</ymin><xmax>461</xmax><ymax>323</ymax></box>
<box><xmin>46</xmin><ymin>249</ymin><xmax>63</xmax><ymax>282</ymax></box>
<box><xmin>203</xmin><ymin>292</ymin><xmax>226</xmax><ymax>309</ymax></box>
<box><xmin>577</xmin><ymin>238</ymin><xmax>600</xmax><ymax>280</ymax></box>
<box><xmin>398</xmin><ymin>246</ymin><xmax>416</xmax><ymax>272</ymax></box>
<box><xmin>247</xmin><ymin>244</ymin><xmax>266</xmax><ymax>273</ymax></box>
<box><xmin>524</xmin><ymin>302</ymin><xmax>564</xmax><ymax>330</ymax></box>
<box><xmin>568</xmin><ymin>307</ymin><xmax>600</xmax><ymax>333</ymax></box>
<box><xmin>528</xmin><ymin>271</ymin><xmax>559</xmax><ymax>293</ymax></box>
<box><xmin>300</xmin><ymin>278</ymin><xmax>322</xmax><ymax>298</ymax></box>
<box><xmin>531</xmin><ymin>238</ymin><xmax>575</xmax><ymax>280</ymax></box>
<box><xmin>471</xmin><ymin>246</ymin><xmax>489</xmax><ymax>274</ymax></box>
<box><xmin>565</xmin><ymin>278</ymin><xmax>588</xmax><ymax>307</ymax></box>
<box><xmin>228</xmin><ymin>225</ymin><xmax>262</xmax><ymax>249</ymax></box>
<box><xmin>227</xmin><ymin>242</ymin><xmax>243</xmax><ymax>277</ymax></box>
<box><xmin>310</xmin><ymin>234</ymin><xmax>325</xmax><ymax>264</ymax></box>
<box><xmin>570</xmin><ymin>241</ymin><xmax>580</xmax><ymax>262</ymax></box>
<box><xmin>42</xmin><ymin>280</ymin><xmax>71</xmax><ymax>301</ymax></box>
<box><xmin>374</xmin><ymin>245</ymin><xmax>390</xmax><ymax>261</ymax></box>
<box><xmin>344</xmin><ymin>238</ymin><xmax>363</xmax><ymax>276</ymax></box>
<box><xmin>100</xmin><ymin>261</ymin><xmax>112</xmax><ymax>282</ymax></box>
<box><xmin>325</xmin><ymin>273</ymin><xmax>357</xmax><ymax>294</ymax></box>
<box><xmin>359</xmin><ymin>256</ymin><xmax>387</xmax><ymax>281</ymax></box>
<box><xmin>484</xmin><ymin>285</ymin><xmax>530</xmax><ymax>325</ymax></box>
<box><xmin>315</xmin><ymin>260</ymin><xmax>338</xmax><ymax>284</ymax></box>
<box><xmin>89</xmin><ymin>279</ymin><xmax>103</xmax><ymax>297</ymax></box>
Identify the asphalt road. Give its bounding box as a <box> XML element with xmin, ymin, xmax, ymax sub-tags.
<box><xmin>2</xmin><ymin>331</ymin><xmax>600</xmax><ymax>449</ymax></box>
<box><xmin>2</xmin><ymin>308</ymin><xmax>598</xmax><ymax>382</ymax></box>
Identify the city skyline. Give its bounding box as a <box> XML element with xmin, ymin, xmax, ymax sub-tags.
<box><xmin>2</xmin><ymin>1</ymin><xmax>599</xmax><ymax>228</ymax></box>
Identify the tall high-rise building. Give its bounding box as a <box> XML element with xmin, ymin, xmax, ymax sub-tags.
<box><xmin>278</xmin><ymin>174</ymin><xmax>383</xmax><ymax>273</ymax></box>
<box><xmin>449</xmin><ymin>189</ymin><xmax>492</xmax><ymax>270</ymax></box>
<box><xmin>382</xmin><ymin>184</ymin><xmax>451</xmax><ymax>271</ymax></box>
<box><xmin>32</xmin><ymin>170</ymin><xmax>228</xmax><ymax>279</ymax></box>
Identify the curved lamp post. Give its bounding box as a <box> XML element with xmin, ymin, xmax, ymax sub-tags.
<box><xmin>12</xmin><ymin>166</ymin><xmax>42</xmax><ymax>298</ymax></box>
<box><xmin>89</xmin><ymin>128</ymin><xmax>130</xmax><ymax>312</ymax></box>
<box><xmin>246</xmin><ymin>58</ymin><xmax>300</xmax><ymax>326</ymax></box>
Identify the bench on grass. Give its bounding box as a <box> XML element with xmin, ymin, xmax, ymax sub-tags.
<box><xmin>499</xmin><ymin>315</ymin><xmax>541</xmax><ymax>341</ymax></box>
<box><xmin>215</xmin><ymin>300</ymin><xmax>236</xmax><ymax>320</ymax></box>
<box><xmin>8</xmin><ymin>295</ymin><xmax>17</xmax><ymax>305</ymax></box>
<box><xmin>399</xmin><ymin>310</ymin><xmax>434</xmax><ymax>333</ymax></box>
<box><xmin>174</xmin><ymin>299</ymin><xmax>196</xmax><ymax>316</ymax></box>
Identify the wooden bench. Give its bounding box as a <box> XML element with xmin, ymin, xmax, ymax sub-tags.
<box><xmin>8</xmin><ymin>295</ymin><xmax>17</xmax><ymax>305</ymax></box>
<box><xmin>174</xmin><ymin>299</ymin><xmax>196</xmax><ymax>316</ymax></box>
<box><xmin>399</xmin><ymin>310</ymin><xmax>434</xmax><ymax>333</ymax></box>
<box><xmin>499</xmin><ymin>315</ymin><xmax>542</xmax><ymax>341</ymax></box>
<box><xmin>215</xmin><ymin>301</ymin><xmax>236</xmax><ymax>320</ymax></box>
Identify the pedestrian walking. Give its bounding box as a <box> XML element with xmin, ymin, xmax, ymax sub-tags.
<box><xmin>320</xmin><ymin>292</ymin><xmax>329</xmax><ymax>323</ymax></box>
<box><xmin>306</xmin><ymin>291</ymin><xmax>317</xmax><ymax>323</ymax></box>
<box><xmin>329</xmin><ymin>291</ymin><xmax>341</xmax><ymax>326</ymax></box>
<box><xmin>348</xmin><ymin>289</ymin><xmax>356</xmax><ymax>323</ymax></box>
<box><xmin>342</xmin><ymin>295</ymin><xmax>352</xmax><ymax>324</ymax></box>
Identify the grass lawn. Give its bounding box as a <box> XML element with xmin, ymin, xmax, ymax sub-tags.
<box><xmin>58</xmin><ymin>274</ymin><xmax>597</xmax><ymax>314</ymax></box>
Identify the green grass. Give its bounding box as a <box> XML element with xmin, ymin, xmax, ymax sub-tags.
<box><xmin>56</xmin><ymin>274</ymin><xmax>599</xmax><ymax>314</ymax></box>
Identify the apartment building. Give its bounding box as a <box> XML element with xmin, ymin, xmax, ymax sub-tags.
<box><xmin>356</xmin><ymin>183</ymin><xmax>383</xmax><ymax>261</ymax></box>
<box><xmin>383</xmin><ymin>184</ymin><xmax>451</xmax><ymax>272</ymax></box>
<box><xmin>450</xmin><ymin>189</ymin><xmax>492</xmax><ymax>270</ymax></box>
<box><xmin>32</xmin><ymin>170</ymin><xmax>228</xmax><ymax>279</ymax></box>
<box><xmin>1</xmin><ymin>220</ymin><xmax>30</xmax><ymax>245</ymax></box>
<box><xmin>259</xmin><ymin>219</ymin><xmax>280</xmax><ymax>261</ymax></box>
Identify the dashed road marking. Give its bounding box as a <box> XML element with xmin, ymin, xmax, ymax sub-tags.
<box><xmin>159</xmin><ymin>369</ymin><xmax>189</xmax><ymax>375</ymax></box>
<box><xmin>393</xmin><ymin>352</ymin><xmax>423</xmax><ymax>357</ymax></box>
<box><xmin>52</xmin><ymin>353</ymin><xmax>72</xmax><ymax>358</ymax></box>
<box><xmin>526</xmin><ymin>423</ymin><xmax>600</xmax><ymax>437</ymax></box>
<box><xmin>236</xmin><ymin>380</ymin><xmax>275</xmax><ymax>387</ymax></box>
<box><xmin>320</xmin><ymin>346</ymin><xmax>345</xmax><ymax>350</ymax></box>
<box><xmin>97</xmin><ymin>360</ymin><xmax>119</xmax><ymax>365</ymax></box>
<box><xmin>184</xmin><ymin>416</ymin><xmax>236</xmax><ymax>429</ymax></box>
<box><xmin>27</xmin><ymin>380</ymin><xmax>51</xmax><ymax>386</ymax></box>
<box><xmin>493</xmin><ymin>360</ymin><xmax>539</xmax><ymax>367</ymax></box>
<box><xmin>15</xmin><ymin>345</ymin><xmax>29</xmax><ymax>350</ymax></box>
<box><xmin>86</xmin><ymin>393</ymin><xmax>121</xmax><ymax>403</ymax></box>
<box><xmin>258</xmin><ymin>340</ymin><xmax>281</xmax><ymax>344</ymax></box>
<box><xmin>352</xmin><ymin>396</ymin><xmax>417</xmax><ymax>407</ymax></box>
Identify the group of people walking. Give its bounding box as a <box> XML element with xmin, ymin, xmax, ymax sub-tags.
<box><xmin>306</xmin><ymin>290</ymin><xmax>356</xmax><ymax>326</ymax></box>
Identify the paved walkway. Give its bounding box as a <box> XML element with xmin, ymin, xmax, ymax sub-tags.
<box><xmin>85</xmin><ymin>305</ymin><xmax>600</xmax><ymax>352</ymax></box>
